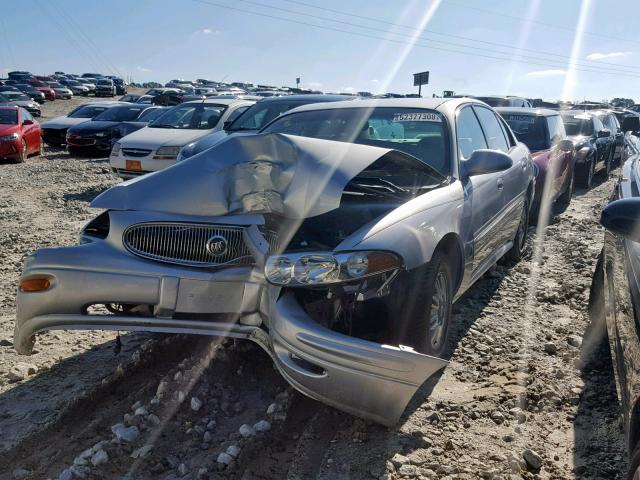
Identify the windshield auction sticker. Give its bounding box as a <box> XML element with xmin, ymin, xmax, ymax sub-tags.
<box><xmin>392</xmin><ymin>112</ymin><xmax>442</xmax><ymax>122</ymax></box>
<box><xmin>506</xmin><ymin>115</ymin><xmax>535</xmax><ymax>124</ymax></box>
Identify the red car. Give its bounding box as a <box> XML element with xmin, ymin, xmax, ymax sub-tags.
<box><xmin>497</xmin><ymin>108</ymin><xmax>576</xmax><ymax>221</ymax></box>
<box><xmin>0</xmin><ymin>106</ymin><xmax>41</xmax><ymax>163</ymax></box>
<box><xmin>29</xmin><ymin>80</ymin><xmax>57</xmax><ymax>100</ymax></box>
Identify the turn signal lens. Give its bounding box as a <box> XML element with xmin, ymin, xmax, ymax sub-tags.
<box><xmin>20</xmin><ymin>278</ymin><xmax>51</xmax><ymax>292</ymax></box>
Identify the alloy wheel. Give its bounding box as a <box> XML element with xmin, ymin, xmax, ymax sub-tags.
<box><xmin>428</xmin><ymin>270</ymin><xmax>450</xmax><ymax>351</ymax></box>
<box><xmin>20</xmin><ymin>139</ymin><xmax>27</xmax><ymax>163</ymax></box>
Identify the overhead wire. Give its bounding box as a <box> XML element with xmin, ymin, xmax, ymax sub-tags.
<box><xmin>191</xmin><ymin>0</ymin><xmax>640</xmax><ymax>79</ymax></box>
<box><xmin>279</xmin><ymin>0</ymin><xmax>640</xmax><ymax>73</ymax></box>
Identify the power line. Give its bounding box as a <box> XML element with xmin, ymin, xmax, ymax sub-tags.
<box><xmin>443</xmin><ymin>0</ymin><xmax>640</xmax><ymax>46</ymax></box>
<box><xmin>191</xmin><ymin>0</ymin><xmax>640</xmax><ymax>79</ymax></box>
<box><xmin>280</xmin><ymin>0</ymin><xmax>640</xmax><ymax>72</ymax></box>
<box><xmin>236</xmin><ymin>0</ymin><xmax>640</xmax><ymax>76</ymax></box>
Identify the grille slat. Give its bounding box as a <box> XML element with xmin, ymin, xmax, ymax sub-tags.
<box><xmin>123</xmin><ymin>222</ymin><xmax>265</xmax><ymax>268</ymax></box>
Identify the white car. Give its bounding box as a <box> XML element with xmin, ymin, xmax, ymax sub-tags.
<box><xmin>110</xmin><ymin>99</ymin><xmax>254</xmax><ymax>178</ymax></box>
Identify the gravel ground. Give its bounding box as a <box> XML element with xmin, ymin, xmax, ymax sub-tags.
<box><xmin>0</xmin><ymin>95</ymin><xmax>627</xmax><ymax>479</ymax></box>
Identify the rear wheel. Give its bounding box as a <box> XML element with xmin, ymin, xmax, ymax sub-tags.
<box><xmin>554</xmin><ymin>169</ymin><xmax>574</xmax><ymax>213</ymax></box>
<box><xmin>576</xmin><ymin>156</ymin><xmax>595</xmax><ymax>188</ymax></box>
<box><xmin>505</xmin><ymin>200</ymin><xmax>529</xmax><ymax>262</ymax></box>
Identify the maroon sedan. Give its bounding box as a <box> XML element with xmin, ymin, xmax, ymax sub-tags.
<box><xmin>497</xmin><ymin>108</ymin><xmax>576</xmax><ymax>222</ymax></box>
<box><xmin>29</xmin><ymin>80</ymin><xmax>57</xmax><ymax>101</ymax></box>
<box><xmin>0</xmin><ymin>106</ymin><xmax>41</xmax><ymax>163</ymax></box>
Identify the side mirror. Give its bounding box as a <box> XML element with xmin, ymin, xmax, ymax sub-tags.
<box><xmin>462</xmin><ymin>149</ymin><xmax>513</xmax><ymax>178</ymax></box>
<box><xmin>22</xmin><ymin>119</ymin><xmax>33</xmax><ymax>125</ymax></box>
<box><xmin>597</xmin><ymin>129</ymin><xmax>611</xmax><ymax>138</ymax></box>
<box><xmin>556</xmin><ymin>139</ymin><xmax>574</xmax><ymax>152</ymax></box>
<box><xmin>621</xmin><ymin>116</ymin><xmax>640</xmax><ymax>133</ymax></box>
<box><xmin>601</xmin><ymin>198</ymin><xmax>640</xmax><ymax>242</ymax></box>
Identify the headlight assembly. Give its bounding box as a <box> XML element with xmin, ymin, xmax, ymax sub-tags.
<box><xmin>265</xmin><ymin>251</ymin><xmax>402</xmax><ymax>286</ymax></box>
<box><xmin>153</xmin><ymin>146</ymin><xmax>180</xmax><ymax>160</ymax></box>
<box><xmin>111</xmin><ymin>142</ymin><xmax>121</xmax><ymax>156</ymax></box>
<box><xmin>0</xmin><ymin>133</ymin><xmax>19</xmax><ymax>142</ymax></box>
<box><xmin>576</xmin><ymin>146</ymin><xmax>591</xmax><ymax>158</ymax></box>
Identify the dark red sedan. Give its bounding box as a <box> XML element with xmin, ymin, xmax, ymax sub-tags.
<box><xmin>0</xmin><ymin>106</ymin><xmax>41</xmax><ymax>163</ymax></box>
<box><xmin>29</xmin><ymin>80</ymin><xmax>57</xmax><ymax>101</ymax></box>
<box><xmin>497</xmin><ymin>108</ymin><xmax>576</xmax><ymax>222</ymax></box>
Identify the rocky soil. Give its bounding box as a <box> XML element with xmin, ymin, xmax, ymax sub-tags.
<box><xmin>0</xmin><ymin>95</ymin><xmax>627</xmax><ymax>479</ymax></box>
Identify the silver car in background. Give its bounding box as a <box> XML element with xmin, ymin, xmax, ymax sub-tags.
<box><xmin>14</xmin><ymin>98</ymin><xmax>534</xmax><ymax>425</ymax></box>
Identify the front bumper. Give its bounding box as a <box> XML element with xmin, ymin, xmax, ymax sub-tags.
<box><xmin>14</xmin><ymin>231</ymin><xmax>447</xmax><ymax>425</ymax></box>
<box><xmin>67</xmin><ymin>134</ymin><xmax>112</xmax><ymax>151</ymax></box>
<box><xmin>0</xmin><ymin>139</ymin><xmax>21</xmax><ymax>159</ymax></box>
<box><xmin>110</xmin><ymin>152</ymin><xmax>177</xmax><ymax>178</ymax></box>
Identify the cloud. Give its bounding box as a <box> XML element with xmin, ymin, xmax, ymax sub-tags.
<box><xmin>526</xmin><ymin>69</ymin><xmax>566</xmax><ymax>78</ymax></box>
<box><xmin>136</xmin><ymin>66</ymin><xmax>152</xmax><ymax>73</ymax></box>
<box><xmin>586</xmin><ymin>51</ymin><xmax>631</xmax><ymax>60</ymax></box>
<box><xmin>193</xmin><ymin>28</ymin><xmax>221</xmax><ymax>36</ymax></box>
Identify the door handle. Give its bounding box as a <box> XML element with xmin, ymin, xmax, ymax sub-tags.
<box><xmin>497</xmin><ymin>178</ymin><xmax>504</xmax><ymax>190</ymax></box>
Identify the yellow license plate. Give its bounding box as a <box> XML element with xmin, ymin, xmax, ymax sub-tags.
<box><xmin>126</xmin><ymin>160</ymin><xmax>141</xmax><ymax>171</ymax></box>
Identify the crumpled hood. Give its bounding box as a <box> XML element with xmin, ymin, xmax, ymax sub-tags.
<box><xmin>41</xmin><ymin>116</ymin><xmax>90</xmax><ymax>129</ymax></box>
<box><xmin>92</xmin><ymin>133</ymin><xmax>421</xmax><ymax>219</ymax></box>
<box><xmin>118</xmin><ymin>126</ymin><xmax>210</xmax><ymax>149</ymax></box>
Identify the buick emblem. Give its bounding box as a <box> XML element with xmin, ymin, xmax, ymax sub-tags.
<box><xmin>205</xmin><ymin>235</ymin><xmax>228</xmax><ymax>256</ymax></box>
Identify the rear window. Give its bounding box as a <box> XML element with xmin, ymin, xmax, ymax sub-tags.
<box><xmin>561</xmin><ymin>115</ymin><xmax>594</xmax><ymax>136</ymax></box>
<box><xmin>501</xmin><ymin>114</ymin><xmax>549</xmax><ymax>151</ymax></box>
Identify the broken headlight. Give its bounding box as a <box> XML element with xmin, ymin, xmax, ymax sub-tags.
<box><xmin>265</xmin><ymin>251</ymin><xmax>401</xmax><ymax>286</ymax></box>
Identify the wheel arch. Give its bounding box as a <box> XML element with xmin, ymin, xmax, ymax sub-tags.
<box><xmin>432</xmin><ymin>232</ymin><xmax>465</xmax><ymax>295</ymax></box>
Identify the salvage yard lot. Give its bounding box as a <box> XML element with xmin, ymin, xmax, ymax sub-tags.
<box><xmin>0</xmin><ymin>96</ymin><xmax>627</xmax><ymax>479</ymax></box>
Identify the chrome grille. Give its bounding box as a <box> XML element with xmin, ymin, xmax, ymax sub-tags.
<box><xmin>123</xmin><ymin>223</ymin><xmax>255</xmax><ymax>267</ymax></box>
<box><xmin>122</xmin><ymin>148</ymin><xmax>152</xmax><ymax>157</ymax></box>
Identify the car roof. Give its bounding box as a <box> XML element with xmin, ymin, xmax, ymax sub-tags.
<box><xmin>282</xmin><ymin>97</ymin><xmax>482</xmax><ymax>115</ymax></box>
<box><xmin>257</xmin><ymin>94</ymin><xmax>349</xmax><ymax>103</ymax></box>
<box><xmin>561</xmin><ymin>110</ymin><xmax>597</xmax><ymax>117</ymax></box>
<box><xmin>182</xmin><ymin>98</ymin><xmax>254</xmax><ymax>106</ymax></box>
<box><xmin>495</xmin><ymin>107</ymin><xmax>559</xmax><ymax>117</ymax></box>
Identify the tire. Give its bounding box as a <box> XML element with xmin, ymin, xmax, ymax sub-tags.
<box><xmin>554</xmin><ymin>169</ymin><xmax>574</xmax><ymax>214</ymax></box>
<box><xmin>576</xmin><ymin>156</ymin><xmax>595</xmax><ymax>188</ymax></box>
<box><xmin>505</xmin><ymin>199</ymin><xmax>529</xmax><ymax>262</ymax></box>
<box><xmin>15</xmin><ymin>139</ymin><xmax>27</xmax><ymax>163</ymax></box>
<box><xmin>35</xmin><ymin>136</ymin><xmax>42</xmax><ymax>156</ymax></box>
<box><xmin>398</xmin><ymin>251</ymin><xmax>453</xmax><ymax>357</ymax></box>
<box><xmin>582</xmin><ymin>251</ymin><xmax>608</xmax><ymax>368</ymax></box>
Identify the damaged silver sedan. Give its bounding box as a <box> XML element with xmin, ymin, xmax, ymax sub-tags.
<box><xmin>14</xmin><ymin>98</ymin><xmax>534</xmax><ymax>425</ymax></box>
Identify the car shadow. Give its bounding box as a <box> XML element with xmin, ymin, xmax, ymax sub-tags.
<box><xmin>63</xmin><ymin>184</ymin><xmax>112</xmax><ymax>204</ymax></box>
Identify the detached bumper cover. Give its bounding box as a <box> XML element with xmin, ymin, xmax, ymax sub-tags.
<box><xmin>14</xmin><ymin>243</ymin><xmax>447</xmax><ymax>425</ymax></box>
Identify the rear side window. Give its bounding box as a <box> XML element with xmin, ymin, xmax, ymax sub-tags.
<box><xmin>473</xmin><ymin>106</ymin><xmax>509</xmax><ymax>152</ymax></box>
<box><xmin>546</xmin><ymin>115</ymin><xmax>565</xmax><ymax>145</ymax></box>
<box><xmin>456</xmin><ymin>106</ymin><xmax>488</xmax><ymax>159</ymax></box>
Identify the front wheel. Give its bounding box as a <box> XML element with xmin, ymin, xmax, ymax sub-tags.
<box><xmin>576</xmin><ymin>156</ymin><xmax>595</xmax><ymax>188</ymax></box>
<box><xmin>15</xmin><ymin>139</ymin><xmax>27</xmax><ymax>163</ymax></box>
<box><xmin>505</xmin><ymin>200</ymin><xmax>529</xmax><ymax>262</ymax></box>
<box><xmin>399</xmin><ymin>252</ymin><xmax>453</xmax><ymax>357</ymax></box>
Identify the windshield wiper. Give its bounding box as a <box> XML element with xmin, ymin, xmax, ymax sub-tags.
<box><xmin>150</xmin><ymin>124</ymin><xmax>177</xmax><ymax>129</ymax></box>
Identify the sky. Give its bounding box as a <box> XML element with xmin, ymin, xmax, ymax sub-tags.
<box><xmin>2</xmin><ymin>0</ymin><xmax>640</xmax><ymax>102</ymax></box>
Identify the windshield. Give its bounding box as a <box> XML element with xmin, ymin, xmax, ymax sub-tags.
<box><xmin>93</xmin><ymin>106</ymin><xmax>145</xmax><ymax>122</ymax></box>
<box><xmin>68</xmin><ymin>105</ymin><xmax>111</xmax><ymax>118</ymax></box>
<box><xmin>0</xmin><ymin>109</ymin><xmax>17</xmax><ymax>124</ymax></box>
<box><xmin>263</xmin><ymin>107</ymin><xmax>450</xmax><ymax>175</ymax></box>
<box><xmin>137</xmin><ymin>108</ymin><xmax>165</xmax><ymax>122</ymax></box>
<box><xmin>229</xmin><ymin>100</ymin><xmax>309</xmax><ymax>131</ymax></box>
<box><xmin>6</xmin><ymin>93</ymin><xmax>30</xmax><ymax>101</ymax></box>
<box><xmin>97</xmin><ymin>80</ymin><xmax>112</xmax><ymax>85</ymax></box>
<box><xmin>562</xmin><ymin>115</ymin><xmax>594</xmax><ymax>136</ymax></box>
<box><xmin>501</xmin><ymin>114</ymin><xmax>549</xmax><ymax>151</ymax></box>
<box><xmin>149</xmin><ymin>103</ymin><xmax>227</xmax><ymax>130</ymax></box>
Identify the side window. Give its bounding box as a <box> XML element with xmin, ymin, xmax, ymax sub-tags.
<box><xmin>473</xmin><ymin>106</ymin><xmax>509</xmax><ymax>152</ymax></box>
<box><xmin>593</xmin><ymin>116</ymin><xmax>605</xmax><ymax>134</ymax></box>
<box><xmin>456</xmin><ymin>106</ymin><xmax>488</xmax><ymax>160</ymax></box>
<box><xmin>547</xmin><ymin>115</ymin><xmax>565</xmax><ymax>145</ymax></box>
<box><xmin>226</xmin><ymin>105</ymin><xmax>250</xmax><ymax>123</ymax></box>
